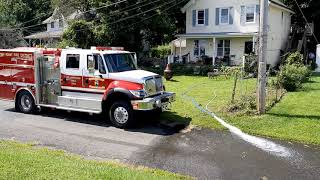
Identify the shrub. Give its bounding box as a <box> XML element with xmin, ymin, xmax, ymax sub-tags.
<box><xmin>226</xmin><ymin>94</ymin><xmax>257</xmax><ymax>115</ymax></box>
<box><xmin>285</xmin><ymin>51</ymin><xmax>304</xmax><ymax>65</ymax></box>
<box><xmin>151</xmin><ymin>45</ymin><xmax>171</xmax><ymax>58</ymax></box>
<box><xmin>244</xmin><ymin>54</ymin><xmax>258</xmax><ymax>76</ymax></box>
<box><xmin>171</xmin><ymin>64</ymin><xmax>194</xmax><ymax>75</ymax></box>
<box><xmin>274</xmin><ymin>64</ymin><xmax>312</xmax><ymax>91</ymax></box>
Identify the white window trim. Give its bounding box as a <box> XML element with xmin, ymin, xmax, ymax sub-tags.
<box><xmin>196</xmin><ymin>9</ymin><xmax>206</xmax><ymax>26</ymax></box>
<box><xmin>217</xmin><ymin>40</ymin><xmax>231</xmax><ymax>57</ymax></box>
<box><xmin>219</xmin><ymin>8</ymin><xmax>230</xmax><ymax>25</ymax></box>
<box><xmin>245</xmin><ymin>5</ymin><xmax>256</xmax><ymax>24</ymax></box>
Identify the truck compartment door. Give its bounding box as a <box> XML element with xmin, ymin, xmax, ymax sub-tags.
<box><xmin>0</xmin><ymin>64</ymin><xmax>14</xmax><ymax>100</ymax></box>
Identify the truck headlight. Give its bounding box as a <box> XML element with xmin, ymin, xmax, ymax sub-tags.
<box><xmin>130</xmin><ymin>90</ymin><xmax>147</xmax><ymax>98</ymax></box>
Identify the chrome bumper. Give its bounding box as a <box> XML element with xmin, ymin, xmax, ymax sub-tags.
<box><xmin>131</xmin><ymin>92</ymin><xmax>176</xmax><ymax>111</ymax></box>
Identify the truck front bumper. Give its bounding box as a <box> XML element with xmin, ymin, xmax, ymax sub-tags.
<box><xmin>131</xmin><ymin>92</ymin><xmax>176</xmax><ymax>111</ymax></box>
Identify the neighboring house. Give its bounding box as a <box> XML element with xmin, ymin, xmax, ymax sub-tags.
<box><xmin>24</xmin><ymin>8</ymin><xmax>82</xmax><ymax>47</ymax></box>
<box><xmin>174</xmin><ymin>0</ymin><xmax>294</xmax><ymax>66</ymax></box>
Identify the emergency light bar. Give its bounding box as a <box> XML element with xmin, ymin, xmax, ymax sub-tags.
<box><xmin>91</xmin><ymin>46</ymin><xmax>125</xmax><ymax>51</ymax></box>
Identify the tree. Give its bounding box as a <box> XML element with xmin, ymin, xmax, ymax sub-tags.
<box><xmin>57</xmin><ymin>0</ymin><xmax>188</xmax><ymax>52</ymax></box>
<box><xmin>60</xmin><ymin>20</ymin><xmax>96</xmax><ymax>49</ymax></box>
<box><xmin>0</xmin><ymin>0</ymin><xmax>52</xmax><ymax>48</ymax></box>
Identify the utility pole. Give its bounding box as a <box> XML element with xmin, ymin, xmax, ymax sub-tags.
<box><xmin>257</xmin><ymin>0</ymin><xmax>269</xmax><ymax>114</ymax></box>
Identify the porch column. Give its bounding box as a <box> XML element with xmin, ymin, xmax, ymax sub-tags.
<box><xmin>212</xmin><ymin>37</ymin><xmax>216</xmax><ymax>65</ymax></box>
<box><xmin>253</xmin><ymin>36</ymin><xmax>257</xmax><ymax>54</ymax></box>
<box><xmin>179</xmin><ymin>38</ymin><xmax>182</xmax><ymax>62</ymax></box>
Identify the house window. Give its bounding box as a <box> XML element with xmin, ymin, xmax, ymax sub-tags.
<box><xmin>66</xmin><ymin>54</ymin><xmax>80</xmax><ymax>69</ymax></box>
<box><xmin>59</xmin><ymin>19</ymin><xmax>64</xmax><ymax>28</ymax></box>
<box><xmin>220</xmin><ymin>8</ymin><xmax>229</xmax><ymax>24</ymax></box>
<box><xmin>194</xmin><ymin>40</ymin><xmax>206</xmax><ymax>57</ymax></box>
<box><xmin>197</xmin><ymin>10</ymin><xmax>205</xmax><ymax>25</ymax></box>
<box><xmin>246</xmin><ymin>5</ymin><xmax>256</xmax><ymax>23</ymax></box>
<box><xmin>51</xmin><ymin>22</ymin><xmax>55</xmax><ymax>28</ymax></box>
<box><xmin>217</xmin><ymin>40</ymin><xmax>230</xmax><ymax>57</ymax></box>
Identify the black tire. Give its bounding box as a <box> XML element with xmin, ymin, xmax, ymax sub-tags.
<box><xmin>151</xmin><ymin>107</ymin><xmax>163</xmax><ymax>116</ymax></box>
<box><xmin>16</xmin><ymin>91</ymin><xmax>36</xmax><ymax>114</ymax></box>
<box><xmin>109</xmin><ymin>101</ymin><xmax>134</xmax><ymax>129</ymax></box>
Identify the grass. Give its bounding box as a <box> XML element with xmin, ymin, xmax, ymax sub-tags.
<box><xmin>0</xmin><ymin>141</ymin><xmax>191</xmax><ymax>180</ymax></box>
<box><xmin>163</xmin><ymin>75</ymin><xmax>320</xmax><ymax>145</ymax></box>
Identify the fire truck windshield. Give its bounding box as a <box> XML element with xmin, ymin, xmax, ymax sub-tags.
<box><xmin>104</xmin><ymin>53</ymin><xmax>137</xmax><ymax>73</ymax></box>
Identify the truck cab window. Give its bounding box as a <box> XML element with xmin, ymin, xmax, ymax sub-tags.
<box><xmin>87</xmin><ymin>55</ymin><xmax>98</xmax><ymax>70</ymax></box>
<box><xmin>66</xmin><ymin>54</ymin><xmax>80</xmax><ymax>69</ymax></box>
<box><xmin>87</xmin><ymin>54</ymin><xmax>106</xmax><ymax>74</ymax></box>
<box><xmin>97</xmin><ymin>55</ymin><xmax>106</xmax><ymax>74</ymax></box>
<box><xmin>104</xmin><ymin>54</ymin><xmax>137</xmax><ymax>73</ymax></box>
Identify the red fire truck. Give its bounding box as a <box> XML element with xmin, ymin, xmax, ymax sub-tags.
<box><xmin>0</xmin><ymin>47</ymin><xmax>175</xmax><ymax>128</ymax></box>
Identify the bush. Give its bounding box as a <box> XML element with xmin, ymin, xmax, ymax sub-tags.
<box><xmin>244</xmin><ymin>54</ymin><xmax>258</xmax><ymax>76</ymax></box>
<box><xmin>151</xmin><ymin>45</ymin><xmax>171</xmax><ymax>58</ymax></box>
<box><xmin>171</xmin><ymin>64</ymin><xmax>194</xmax><ymax>75</ymax></box>
<box><xmin>226</xmin><ymin>94</ymin><xmax>257</xmax><ymax>115</ymax></box>
<box><xmin>285</xmin><ymin>51</ymin><xmax>304</xmax><ymax>65</ymax></box>
<box><xmin>274</xmin><ymin>64</ymin><xmax>312</xmax><ymax>91</ymax></box>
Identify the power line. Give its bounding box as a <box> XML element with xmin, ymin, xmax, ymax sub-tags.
<box><xmin>14</xmin><ymin>1</ymin><xmax>78</xmax><ymax>27</ymax></box>
<box><xmin>293</xmin><ymin>0</ymin><xmax>319</xmax><ymax>44</ymax></box>
<box><xmin>0</xmin><ymin>0</ymin><xmax>127</xmax><ymax>31</ymax></box>
<box><xmin>72</xmin><ymin>0</ymin><xmax>184</xmax><ymax>33</ymax></box>
<box><xmin>117</xmin><ymin>0</ymin><xmax>188</xmax><ymax>31</ymax></box>
<box><xmin>108</xmin><ymin>0</ymin><xmax>179</xmax><ymax>25</ymax></box>
<box><xmin>106</xmin><ymin>0</ymin><xmax>163</xmax><ymax>18</ymax></box>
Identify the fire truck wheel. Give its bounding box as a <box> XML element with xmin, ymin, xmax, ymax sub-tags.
<box><xmin>109</xmin><ymin>101</ymin><xmax>134</xmax><ymax>129</ymax></box>
<box><xmin>16</xmin><ymin>91</ymin><xmax>36</xmax><ymax>114</ymax></box>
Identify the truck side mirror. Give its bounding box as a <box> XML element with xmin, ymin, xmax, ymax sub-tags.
<box><xmin>88</xmin><ymin>55</ymin><xmax>95</xmax><ymax>74</ymax></box>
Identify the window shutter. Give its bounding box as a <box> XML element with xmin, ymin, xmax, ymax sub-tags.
<box><xmin>229</xmin><ymin>7</ymin><xmax>234</xmax><ymax>24</ymax></box>
<box><xmin>192</xmin><ymin>10</ymin><xmax>196</xmax><ymax>26</ymax></box>
<box><xmin>205</xmin><ymin>9</ymin><xmax>209</xmax><ymax>26</ymax></box>
<box><xmin>256</xmin><ymin>5</ymin><xmax>260</xmax><ymax>24</ymax></box>
<box><xmin>240</xmin><ymin>6</ymin><xmax>245</xmax><ymax>25</ymax></box>
<box><xmin>215</xmin><ymin>8</ymin><xmax>220</xmax><ymax>25</ymax></box>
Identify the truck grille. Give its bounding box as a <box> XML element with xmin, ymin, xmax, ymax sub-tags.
<box><xmin>144</xmin><ymin>76</ymin><xmax>163</xmax><ymax>97</ymax></box>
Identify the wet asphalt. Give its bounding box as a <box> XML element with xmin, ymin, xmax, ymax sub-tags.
<box><xmin>0</xmin><ymin>100</ymin><xmax>319</xmax><ymax>180</ymax></box>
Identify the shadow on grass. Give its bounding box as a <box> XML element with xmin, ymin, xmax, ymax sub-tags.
<box><xmin>166</xmin><ymin>79</ymin><xmax>179</xmax><ymax>82</ymax></box>
<box><xmin>5</xmin><ymin>107</ymin><xmax>190</xmax><ymax>136</ymax></box>
<box><xmin>268</xmin><ymin>113</ymin><xmax>320</xmax><ymax>120</ymax></box>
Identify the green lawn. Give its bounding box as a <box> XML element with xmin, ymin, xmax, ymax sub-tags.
<box><xmin>163</xmin><ymin>75</ymin><xmax>320</xmax><ymax>145</ymax></box>
<box><xmin>0</xmin><ymin>141</ymin><xmax>190</xmax><ymax>180</ymax></box>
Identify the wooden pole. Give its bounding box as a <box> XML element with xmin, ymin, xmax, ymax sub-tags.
<box><xmin>257</xmin><ymin>0</ymin><xmax>269</xmax><ymax>114</ymax></box>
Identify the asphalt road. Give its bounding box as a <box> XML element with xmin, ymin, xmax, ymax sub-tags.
<box><xmin>0</xmin><ymin>100</ymin><xmax>319</xmax><ymax>180</ymax></box>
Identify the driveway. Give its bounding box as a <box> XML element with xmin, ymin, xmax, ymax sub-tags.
<box><xmin>0</xmin><ymin>100</ymin><xmax>319</xmax><ymax>180</ymax></box>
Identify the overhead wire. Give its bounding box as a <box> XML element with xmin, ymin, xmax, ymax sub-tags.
<box><xmin>293</xmin><ymin>0</ymin><xmax>319</xmax><ymax>44</ymax></box>
<box><xmin>0</xmin><ymin>0</ymin><xmax>127</xmax><ymax>31</ymax></box>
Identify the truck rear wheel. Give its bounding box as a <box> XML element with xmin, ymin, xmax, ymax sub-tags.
<box><xmin>109</xmin><ymin>101</ymin><xmax>134</xmax><ymax>129</ymax></box>
<box><xmin>16</xmin><ymin>91</ymin><xmax>36</xmax><ymax>114</ymax></box>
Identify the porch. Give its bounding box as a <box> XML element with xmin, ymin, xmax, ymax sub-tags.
<box><xmin>171</xmin><ymin>32</ymin><xmax>258</xmax><ymax>66</ymax></box>
<box><xmin>24</xmin><ymin>30</ymin><xmax>63</xmax><ymax>47</ymax></box>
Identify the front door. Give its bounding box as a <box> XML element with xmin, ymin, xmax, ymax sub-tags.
<box><xmin>245</xmin><ymin>41</ymin><xmax>254</xmax><ymax>54</ymax></box>
<box><xmin>82</xmin><ymin>54</ymin><xmax>108</xmax><ymax>94</ymax></box>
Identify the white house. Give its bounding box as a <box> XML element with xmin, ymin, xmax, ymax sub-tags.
<box><xmin>24</xmin><ymin>8</ymin><xmax>82</xmax><ymax>47</ymax></box>
<box><xmin>174</xmin><ymin>0</ymin><xmax>294</xmax><ymax>66</ymax></box>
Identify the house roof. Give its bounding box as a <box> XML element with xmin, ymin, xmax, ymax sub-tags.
<box><xmin>43</xmin><ymin>8</ymin><xmax>83</xmax><ymax>24</ymax></box>
<box><xmin>181</xmin><ymin>0</ymin><xmax>294</xmax><ymax>14</ymax></box>
<box><xmin>176</xmin><ymin>32</ymin><xmax>258</xmax><ymax>38</ymax></box>
<box><xmin>24</xmin><ymin>30</ymin><xmax>63</xmax><ymax>39</ymax></box>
